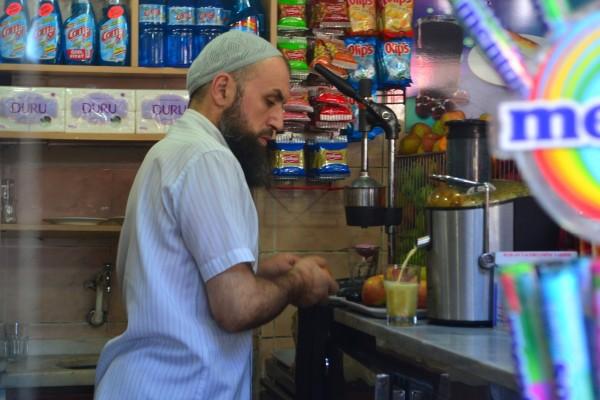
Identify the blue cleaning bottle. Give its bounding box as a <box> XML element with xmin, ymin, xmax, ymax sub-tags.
<box><xmin>0</xmin><ymin>0</ymin><xmax>28</xmax><ymax>63</ymax></box>
<box><xmin>138</xmin><ymin>0</ymin><xmax>165</xmax><ymax>67</ymax></box>
<box><xmin>98</xmin><ymin>0</ymin><xmax>129</xmax><ymax>65</ymax></box>
<box><xmin>26</xmin><ymin>0</ymin><xmax>62</xmax><ymax>64</ymax></box>
<box><xmin>64</xmin><ymin>0</ymin><xmax>96</xmax><ymax>64</ymax></box>
<box><xmin>229</xmin><ymin>0</ymin><xmax>259</xmax><ymax>35</ymax></box>
<box><xmin>193</xmin><ymin>0</ymin><xmax>228</xmax><ymax>59</ymax></box>
<box><xmin>165</xmin><ymin>0</ymin><xmax>195</xmax><ymax>67</ymax></box>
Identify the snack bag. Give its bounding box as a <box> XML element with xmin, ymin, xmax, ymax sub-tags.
<box><xmin>278</xmin><ymin>0</ymin><xmax>308</xmax><ymax>31</ymax></box>
<box><xmin>377</xmin><ymin>0</ymin><xmax>413</xmax><ymax>38</ymax></box>
<box><xmin>305</xmin><ymin>136</ymin><xmax>350</xmax><ymax>179</ymax></box>
<box><xmin>269</xmin><ymin>134</ymin><xmax>306</xmax><ymax>178</ymax></box>
<box><xmin>377</xmin><ymin>38</ymin><xmax>412</xmax><ymax>88</ymax></box>
<box><xmin>310</xmin><ymin>0</ymin><xmax>351</xmax><ymax>29</ymax></box>
<box><xmin>346</xmin><ymin>0</ymin><xmax>377</xmax><ymax>36</ymax></box>
<box><xmin>278</xmin><ymin>36</ymin><xmax>309</xmax><ymax>74</ymax></box>
<box><xmin>345</xmin><ymin>36</ymin><xmax>378</xmax><ymax>91</ymax></box>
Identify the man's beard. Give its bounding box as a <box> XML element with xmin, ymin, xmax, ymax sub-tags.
<box><xmin>219</xmin><ymin>93</ymin><xmax>271</xmax><ymax>189</ymax></box>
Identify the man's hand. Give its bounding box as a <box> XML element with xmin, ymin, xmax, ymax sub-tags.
<box><xmin>257</xmin><ymin>253</ymin><xmax>300</xmax><ymax>279</ymax></box>
<box><xmin>288</xmin><ymin>256</ymin><xmax>339</xmax><ymax>308</ymax></box>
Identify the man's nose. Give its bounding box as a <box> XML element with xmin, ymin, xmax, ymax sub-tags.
<box><xmin>268</xmin><ymin>106</ymin><xmax>285</xmax><ymax>132</ymax></box>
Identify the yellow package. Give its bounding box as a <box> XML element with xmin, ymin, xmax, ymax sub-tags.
<box><xmin>347</xmin><ymin>0</ymin><xmax>377</xmax><ymax>35</ymax></box>
<box><xmin>378</xmin><ymin>0</ymin><xmax>413</xmax><ymax>38</ymax></box>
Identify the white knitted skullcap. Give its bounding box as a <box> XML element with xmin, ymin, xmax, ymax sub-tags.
<box><xmin>186</xmin><ymin>30</ymin><xmax>283</xmax><ymax>96</ymax></box>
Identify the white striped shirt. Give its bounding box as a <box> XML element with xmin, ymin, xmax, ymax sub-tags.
<box><xmin>95</xmin><ymin>109</ymin><xmax>258</xmax><ymax>400</ymax></box>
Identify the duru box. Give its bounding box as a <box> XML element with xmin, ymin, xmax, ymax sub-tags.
<box><xmin>66</xmin><ymin>89</ymin><xmax>135</xmax><ymax>133</ymax></box>
<box><xmin>135</xmin><ymin>90</ymin><xmax>189</xmax><ymax>134</ymax></box>
<box><xmin>0</xmin><ymin>86</ymin><xmax>66</xmax><ymax>132</ymax></box>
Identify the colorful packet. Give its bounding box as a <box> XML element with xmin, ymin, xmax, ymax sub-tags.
<box><xmin>345</xmin><ymin>36</ymin><xmax>378</xmax><ymax>91</ymax></box>
<box><xmin>346</xmin><ymin>0</ymin><xmax>377</xmax><ymax>36</ymax></box>
<box><xmin>377</xmin><ymin>38</ymin><xmax>412</xmax><ymax>88</ymax></box>
<box><xmin>538</xmin><ymin>262</ymin><xmax>595</xmax><ymax>400</ymax></box>
<box><xmin>310</xmin><ymin>0</ymin><xmax>351</xmax><ymax>29</ymax></box>
<box><xmin>499</xmin><ymin>263</ymin><xmax>553</xmax><ymax>400</ymax></box>
<box><xmin>377</xmin><ymin>0</ymin><xmax>413</xmax><ymax>38</ymax></box>
<box><xmin>305</xmin><ymin>136</ymin><xmax>350</xmax><ymax>179</ymax></box>
<box><xmin>278</xmin><ymin>36</ymin><xmax>309</xmax><ymax>74</ymax></box>
<box><xmin>313</xmin><ymin>89</ymin><xmax>350</xmax><ymax>106</ymax></box>
<box><xmin>278</xmin><ymin>0</ymin><xmax>307</xmax><ymax>31</ymax></box>
<box><xmin>315</xmin><ymin>104</ymin><xmax>353</xmax><ymax>122</ymax></box>
<box><xmin>269</xmin><ymin>135</ymin><xmax>306</xmax><ymax>178</ymax></box>
<box><xmin>285</xmin><ymin>87</ymin><xmax>314</xmax><ymax>113</ymax></box>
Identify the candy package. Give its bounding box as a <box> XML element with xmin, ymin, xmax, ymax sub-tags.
<box><xmin>310</xmin><ymin>0</ymin><xmax>351</xmax><ymax>29</ymax></box>
<box><xmin>305</xmin><ymin>135</ymin><xmax>350</xmax><ymax>179</ymax></box>
<box><xmin>269</xmin><ymin>134</ymin><xmax>306</xmax><ymax>178</ymax></box>
<box><xmin>345</xmin><ymin>36</ymin><xmax>378</xmax><ymax>91</ymax></box>
<box><xmin>377</xmin><ymin>38</ymin><xmax>412</xmax><ymax>88</ymax></box>
<box><xmin>278</xmin><ymin>36</ymin><xmax>310</xmax><ymax>75</ymax></box>
<box><xmin>278</xmin><ymin>0</ymin><xmax>308</xmax><ymax>31</ymax></box>
<box><xmin>377</xmin><ymin>0</ymin><xmax>413</xmax><ymax>38</ymax></box>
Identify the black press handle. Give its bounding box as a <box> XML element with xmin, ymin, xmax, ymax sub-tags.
<box><xmin>314</xmin><ymin>63</ymin><xmax>362</xmax><ymax>103</ymax></box>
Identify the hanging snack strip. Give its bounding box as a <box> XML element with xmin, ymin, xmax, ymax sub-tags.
<box><xmin>278</xmin><ymin>0</ymin><xmax>308</xmax><ymax>31</ymax></box>
<box><xmin>269</xmin><ymin>134</ymin><xmax>306</xmax><ymax>179</ymax></box>
<box><xmin>305</xmin><ymin>135</ymin><xmax>350</xmax><ymax>180</ymax></box>
<box><xmin>278</xmin><ymin>36</ymin><xmax>310</xmax><ymax>81</ymax></box>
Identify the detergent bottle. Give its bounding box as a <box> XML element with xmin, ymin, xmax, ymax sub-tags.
<box><xmin>64</xmin><ymin>0</ymin><xmax>96</xmax><ymax>64</ymax></box>
<box><xmin>26</xmin><ymin>0</ymin><xmax>62</xmax><ymax>63</ymax></box>
<box><xmin>98</xmin><ymin>0</ymin><xmax>129</xmax><ymax>65</ymax></box>
<box><xmin>0</xmin><ymin>0</ymin><xmax>28</xmax><ymax>63</ymax></box>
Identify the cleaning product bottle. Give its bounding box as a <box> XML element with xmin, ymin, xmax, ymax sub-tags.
<box><xmin>64</xmin><ymin>0</ymin><xmax>96</xmax><ymax>64</ymax></box>
<box><xmin>229</xmin><ymin>0</ymin><xmax>259</xmax><ymax>35</ymax></box>
<box><xmin>98</xmin><ymin>0</ymin><xmax>129</xmax><ymax>65</ymax></box>
<box><xmin>138</xmin><ymin>0</ymin><xmax>165</xmax><ymax>66</ymax></box>
<box><xmin>26</xmin><ymin>0</ymin><xmax>62</xmax><ymax>63</ymax></box>
<box><xmin>165</xmin><ymin>0</ymin><xmax>195</xmax><ymax>67</ymax></box>
<box><xmin>193</xmin><ymin>0</ymin><xmax>228</xmax><ymax>58</ymax></box>
<box><xmin>0</xmin><ymin>0</ymin><xmax>28</xmax><ymax>63</ymax></box>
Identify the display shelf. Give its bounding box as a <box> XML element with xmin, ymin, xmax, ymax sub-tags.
<box><xmin>0</xmin><ymin>132</ymin><xmax>164</xmax><ymax>142</ymax></box>
<box><xmin>0</xmin><ymin>64</ymin><xmax>188</xmax><ymax>78</ymax></box>
<box><xmin>0</xmin><ymin>224</ymin><xmax>121</xmax><ymax>239</ymax></box>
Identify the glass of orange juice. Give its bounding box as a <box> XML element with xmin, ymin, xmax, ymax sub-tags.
<box><xmin>384</xmin><ymin>264</ymin><xmax>420</xmax><ymax>326</ymax></box>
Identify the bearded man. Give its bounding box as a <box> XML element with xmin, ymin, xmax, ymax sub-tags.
<box><xmin>94</xmin><ymin>31</ymin><xmax>338</xmax><ymax>400</ymax></box>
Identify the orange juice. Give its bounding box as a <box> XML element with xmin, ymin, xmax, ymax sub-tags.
<box><xmin>384</xmin><ymin>281</ymin><xmax>418</xmax><ymax>321</ymax></box>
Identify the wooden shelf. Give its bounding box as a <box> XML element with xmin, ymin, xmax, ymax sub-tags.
<box><xmin>0</xmin><ymin>64</ymin><xmax>188</xmax><ymax>78</ymax></box>
<box><xmin>0</xmin><ymin>223</ymin><xmax>121</xmax><ymax>239</ymax></box>
<box><xmin>0</xmin><ymin>132</ymin><xmax>164</xmax><ymax>142</ymax></box>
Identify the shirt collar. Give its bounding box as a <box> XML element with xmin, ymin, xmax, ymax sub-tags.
<box><xmin>176</xmin><ymin>109</ymin><xmax>228</xmax><ymax>147</ymax></box>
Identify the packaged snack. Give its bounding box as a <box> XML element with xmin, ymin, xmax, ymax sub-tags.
<box><xmin>278</xmin><ymin>0</ymin><xmax>307</xmax><ymax>31</ymax></box>
<box><xmin>310</xmin><ymin>0</ymin><xmax>350</xmax><ymax>29</ymax></box>
<box><xmin>345</xmin><ymin>36</ymin><xmax>378</xmax><ymax>90</ymax></box>
<box><xmin>284</xmin><ymin>110</ymin><xmax>311</xmax><ymax>122</ymax></box>
<box><xmin>377</xmin><ymin>0</ymin><xmax>413</xmax><ymax>38</ymax></box>
<box><xmin>347</xmin><ymin>0</ymin><xmax>377</xmax><ymax>36</ymax></box>
<box><xmin>377</xmin><ymin>38</ymin><xmax>412</xmax><ymax>88</ymax></box>
<box><xmin>315</xmin><ymin>103</ymin><xmax>353</xmax><ymax>122</ymax></box>
<box><xmin>305</xmin><ymin>135</ymin><xmax>350</xmax><ymax>179</ymax></box>
<box><xmin>269</xmin><ymin>134</ymin><xmax>306</xmax><ymax>178</ymax></box>
<box><xmin>313</xmin><ymin>89</ymin><xmax>350</xmax><ymax>106</ymax></box>
<box><xmin>284</xmin><ymin>86</ymin><xmax>314</xmax><ymax>113</ymax></box>
<box><xmin>278</xmin><ymin>36</ymin><xmax>309</xmax><ymax>74</ymax></box>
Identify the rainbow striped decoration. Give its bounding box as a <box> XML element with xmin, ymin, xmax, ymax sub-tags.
<box><xmin>530</xmin><ymin>13</ymin><xmax>600</xmax><ymax>220</ymax></box>
<box><xmin>450</xmin><ymin>0</ymin><xmax>600</xmax><ymax>241</ymax></box>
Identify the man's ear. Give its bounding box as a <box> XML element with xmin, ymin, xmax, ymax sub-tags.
<box><xmin>210</xmin><ymin>72</ymin><xmax>237</xmax><ymax>108</ymax></box>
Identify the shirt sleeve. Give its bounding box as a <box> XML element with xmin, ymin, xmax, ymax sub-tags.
<box><xmin>176</xmin><ymin>150</ymin><xmax>257</xmax><ymax>282</ymax></box>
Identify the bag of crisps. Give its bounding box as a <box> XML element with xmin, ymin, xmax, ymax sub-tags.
<box><xmin>346</xmin><ymin>0</ymin><xmax>377</xmax><ymax>36</ymax></box>
<box><xmin>377</xmin><ymin>0</ymin><xmax>413</xmax><ymax>38</ymax></box>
